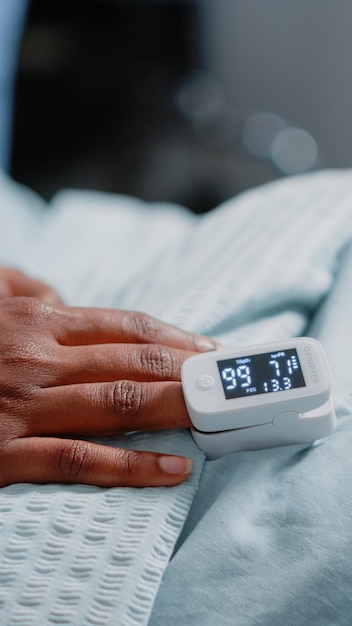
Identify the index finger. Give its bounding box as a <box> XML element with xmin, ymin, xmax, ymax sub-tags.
<box><xmin>51</xmin><ymin>307</ymin><xmax>221</xmax><ymax>352</ymax></box>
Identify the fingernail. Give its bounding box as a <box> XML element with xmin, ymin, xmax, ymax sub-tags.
<box><xmin>43</xmin><ymin>290</ymin><xmax>64</xmax><ymax>305</ymax></box>
<box><xmin>196</xmin><ymin>337</ymin><xmax>224</xmax><ymax>352</ymax></box>
<box><xmin>158</xmin><ymin>455</ymin><xmax>193</xmax><ymax>475</ymax></box>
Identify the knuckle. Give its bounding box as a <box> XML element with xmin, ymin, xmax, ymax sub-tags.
<box><xmin>0</xmin><ymin>298</ymin><xmax>56</xmax><ymax>352</ymax></box>
<box><xmin>4</xmin><ymin>296</ymin><xmax>53</xmax><ymax>320</ymax></box>
<box><xmin>106</xmin><ymin>380</ymin><xmax>145</xmax><ymax>422</ymax></box>
<box><xmin>140</xmin><ymin>345</ymin><xmax>175</xmax><ymax>379</ymax></box>
<box><xmin>57</xmin><ymin>440</ymin><xmax>95</xmax><ymax>481</ymax></box>
<box><xmin>1</xmin><ymin>339</ymin><xmax>57</xmax><ymax>387</ymax></box>
<box><xmin>117</xmin><ymin>449</ymin><xmax>140</xmax><ymax>477</ymax></box>
<box><xmin>128</xmin><ymin>311</ymin><xmax>158</xmax><ymax>343</ymax></box>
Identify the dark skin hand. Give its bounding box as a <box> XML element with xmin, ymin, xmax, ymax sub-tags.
<box><xmin>0</xmin><ymin>267</ymin><xmax>220</xmax><ymax>488</ymax></box>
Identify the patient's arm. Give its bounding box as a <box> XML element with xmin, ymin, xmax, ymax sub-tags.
<box><xmin>0</xmin><ymin>294</ymin><xmax>219</xmax><ymax>488</ymax></box>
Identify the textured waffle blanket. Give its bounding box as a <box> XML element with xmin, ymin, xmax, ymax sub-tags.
<box><xmin>1</xmin><ymin>169</ymin><xmax>352</xmax><ymax>625</ymax></box>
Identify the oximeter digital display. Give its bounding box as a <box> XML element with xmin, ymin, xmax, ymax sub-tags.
<box><xmin>181</xmin><ymin>337</ymin><xmax>336</xmax><ymax>459</ymax></box>
<box><xmin>217</xmin><ymin>348</ymin><xmax>306</xmax><ymax>400</ymax></box>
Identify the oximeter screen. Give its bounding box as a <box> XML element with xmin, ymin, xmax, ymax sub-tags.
<box><xmin>217</xmin><ymin>348</ymin><xmax>306</xmax><ymax>400</ymax></box>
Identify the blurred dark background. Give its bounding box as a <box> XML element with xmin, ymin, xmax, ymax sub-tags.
<box><xmin>2</xmin><ymin>1</ymin><xmax>352</xmax><ymax>213</ymax></box>
<box><xmin>11</xmin><ymin>0</ymin><xmax>221</xmax><ymax>212</ymax></box>
<box><xmin>4</xmin><ymin>0</ymin><xmax>282</xmax><ymax>213</ymax></box>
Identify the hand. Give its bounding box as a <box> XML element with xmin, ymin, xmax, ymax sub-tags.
<box><xmin>0</xmin><ymin>266</ymin><xmax>62</xmax><ymax>304</ymax></box>
<box><xmin>0</xmin><ymin>298</ymin><xmax>220</xmax><ymax>488</ymax></box>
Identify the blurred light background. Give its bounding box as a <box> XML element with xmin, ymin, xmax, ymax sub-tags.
<box><xmin>1</xmin><ymin>0</ymin><xmax>352</xmax><ymax>213</ymax></box>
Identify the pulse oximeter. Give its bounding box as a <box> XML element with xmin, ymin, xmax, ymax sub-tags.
<box><xmin>181</xmin><ymin>337</ymin><xmax>336</xmax><ymax>459</ymax></box>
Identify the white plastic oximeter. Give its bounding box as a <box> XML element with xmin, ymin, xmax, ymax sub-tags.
<box><xmin>181</xmin><ymin>337</ymin><xmax>336</xmax><ymax>459</ymax></box>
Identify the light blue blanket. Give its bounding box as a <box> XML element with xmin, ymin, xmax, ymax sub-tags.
<box><xmin>151</xmin><ymin>243</ymin><xmax>352</xmax><ymax>626</ymax></box>
<box><xmin>1</xmin><ymin>169</ymin><xmax>352</xmax><ymax>624</ymax></box>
